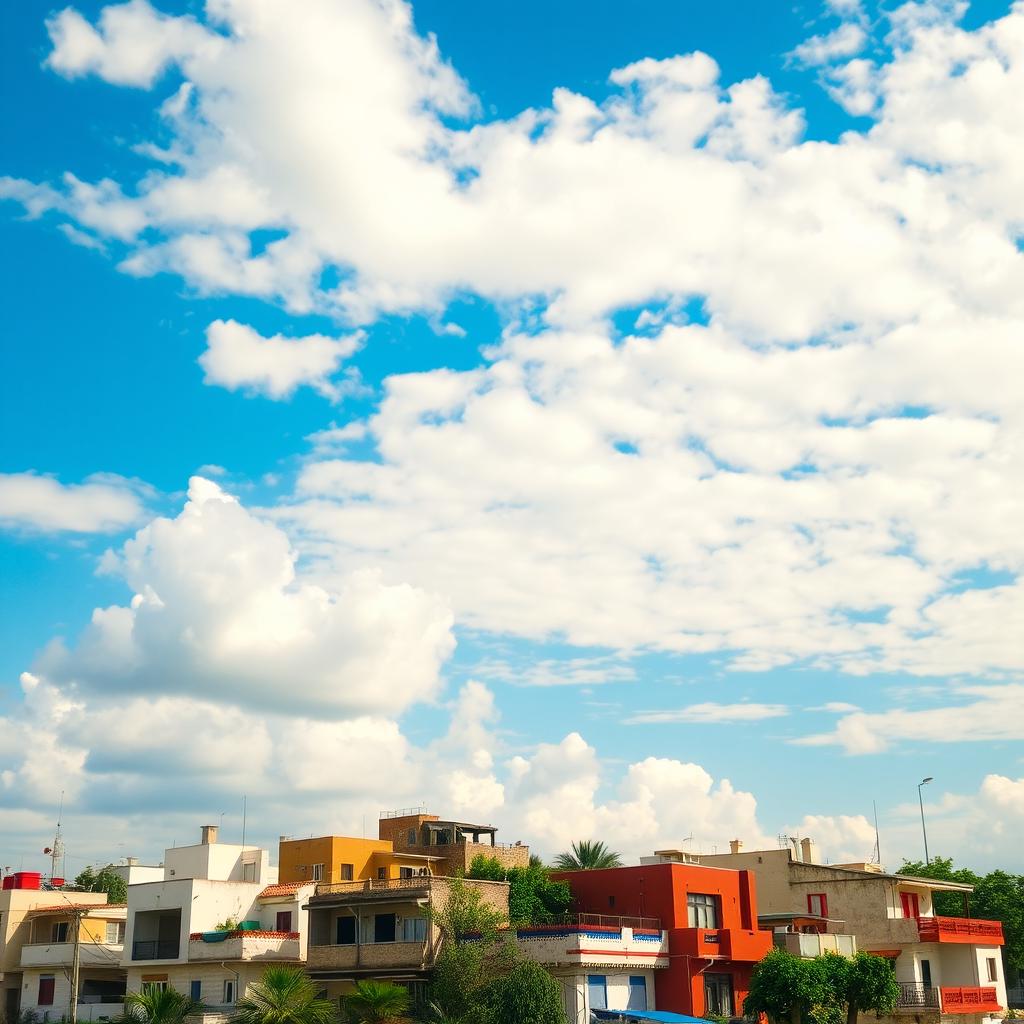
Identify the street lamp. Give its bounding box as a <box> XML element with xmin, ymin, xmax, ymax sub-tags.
<box><xmin>918</xmin><ymin>777</ymin><xmax>933</xmax><ymax>865</ymax></box>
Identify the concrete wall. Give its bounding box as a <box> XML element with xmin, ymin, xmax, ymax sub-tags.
<box><xmin>694</xmin><ymin>848</ymin><xmax>797</xmax><ymax>915</ymax></box>
<box><xmin>124</xmin><ymin>962</ymin><xmax>272</xmax><ymax>1005</ymax></box>
<box><xmin>163</xmin><ymin>844</ymin><xmax>273</xmax><ymax>884</ymax></box>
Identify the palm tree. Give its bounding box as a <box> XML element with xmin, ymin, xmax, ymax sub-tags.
<box><xmin>116</xmin><ymin>985</ymin><xmax>204</xmax><ymax>1024</ymax></box>
<box><xmin>553</xmin><ymin>839</ymin><xmax>622</xmax><ymax>870</ymax></box>
<box><xmin>341</xmin><ymin>979</ymin><xmax>410</xmax><ymax>1024</ymax></box>
<box><xmin>231</xmin><ymin>966</ymin><xmax>335</xmax><ymax>1024</ymax></box>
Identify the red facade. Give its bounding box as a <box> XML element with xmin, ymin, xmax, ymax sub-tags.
<box><xmin>554</xmin><ymin>862</ymin><xmax>772</xmax><ymax>1018</ymax></box>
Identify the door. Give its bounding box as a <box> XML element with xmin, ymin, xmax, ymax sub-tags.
<box><xmin>704</xmin><ymin>974</ymin><xmax>734</xmax><ymax>1018</ymax></box>
<box><xmin>901</xmin><ymin>892</ymin><xmax>920</xmax><ymax>919</ymax></box>
<box><xmin>276</xmin><ymin>911</ymin><xmax>292</xmax><ymax>932</ymax></box>
<box><xmin>921</xmin><ymin>959</ymin><xmax>932</xmax><ymax>989</ymax></box>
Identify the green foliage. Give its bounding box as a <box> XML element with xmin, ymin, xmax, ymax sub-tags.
<box><xmin>214</xmin><ymin>917</ymin><xmax>241</xmax><ymax>932</ymax></box>
<box><xmin>115</xmin><ymin>985</ymin><xmax>204</xmax><ymax>1024</ymax></box>
<box><xmin>899</xmin><ymin>857</ymin><xmax>1024</xmax><ymax>972</ymax></box>
<box><xmin>341</xmin><ymin>980</ymin><xmax>409</xmax><ymax>1024</ymax></box>
<box><xmin>472</xmin><ymin>958</ymin><xmax>565</xmax><ymax>1024</ymax></box>
<box><xmin>817</xmin><ymin>951</ymin><xmax>899</xmax><ymax>1024</ymax></box>
<box><xmin>230</xmin><ymin>966</ymin><xmax>335</xmax><ymax>1024</ymax></box>
<box><xmin>745</xmin><ymin>949</ymin><xmax>832</xmax><ymax>1024</ymax></box>
<box><xmin>73</xmin><ymin>865</ymin><xmax>128</xmax><ymax>903</ymax></box>
<box><xmin>429</xmin><ymin>876</ymin><xmax>506</xmax><ymax>940</ymax></box>
<box><xmin>552</xmin><ymin>840</ymin><xmax>622</xmax><ymax>871</ymax></box>
<box><xmin>466</xmin><ymin>856</ymin><xmax>572</xmax><ymax>925</ymax></box>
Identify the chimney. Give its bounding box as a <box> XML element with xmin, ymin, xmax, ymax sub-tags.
<box><xmin>126</xmin><ymin>857</ymin><xmax>138</xmax><ymax>866</ymax></box>
<box><xmin>800</xmin><ymin>838</ymin><xmax>820</xmax><ymax>865</ymax></box>
<box><xmin>729</xmin><ymin>839</ymin><xmax>743</xmax><ymax>854</ymax></box>
<box><xmin>201</xmin><ymin>824</ymin><xmax>219</xmax><ymax>845</ymax></box>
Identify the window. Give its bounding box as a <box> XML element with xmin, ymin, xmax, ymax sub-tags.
<box><xmin>377</xmin><ymin>867</ymin><xmax>387</xmax><ymax>879</ymax></box>
<box><xmin>276</xmin><ymin>911</ymin><xmax>292</xmax><ymax>932</ymax></box>
<box><xmin>223</xmin><ymin>980</ymin><xmax>236</xmax><ymax>1005</ymax></box>
<box><xmin>141</xmin><ymin>978</ymin><xmax>168</xmax><ymax>993</ymax></box>
<box><xmin>704</xmin><ymin>974</ymin><xmax>734</xmax><ymax>1017</ymax></box>
<box><xmin>340</xmin><ymin>864</ymin><xmax>354</xmax><ymax>881</ymax></box>
<box><xmin>986</xmin><ymin>958</ymin><xmax>998</xmax><ymax>982</ymax></box>
<box><xmin>688</xmin><ymin>893</ymin><xmax>719</xmax><ymax>929</ymax></box>
<box><xmin>52</xmin><ymin>922</ymin><xmax>70</xmax><ymax>943</ymax></box>
<box><xmin>627</xmin><ymin>977</ymin><xmax>647</xmax><ymax>1011</ymax></box>
<box><xmin>105</xmin><ymin>921</ymin><xmax>126</xmax><ymax>944</ymax></box>
<box><xmin>901</xmin><ymin>893</ymin><xmax>921</xmax><ymax>919</ymax></box>
<box><xmin>407</xmin><ymin>829</ymin><xmax>417</xmax><ymax>846</ymax></box>
<box><xmin>402</xmin><ymin>917</ymin><xmax>427</xmax><ymax>943</ymax></box>
<box><xmin>190</xmin><ymin>982</ymin><xmax>202</xmax><ymax>1002</ymax></box>
<box><xmin>336</xmin><ymin>916</ymin><xmax>357</xmax><ymax>945</ymax></box>
<box><xmin>311</xmin><ymin>863</ymin><xmax>324</xmax><ymax>882</ymax></box>
<box><xmin>374</xmin><ymin>914</ymin><xmax>397</xmax><ymax>943</ymax></box>
<box><xmin>38</xmin><ymin>976</ymin><xmax>55</xmax><ymax>1006</ymax></box>
<box><xmin>400</xmin><ymin>867</ymin><xmax>415</xmax><ymax>879</ymax></box>
<box><xmin>608</xmin><ymin>895</ymin><xmax>616</xmax><ymax>909</ymax></box>
<box><xmin>807</xmin><ymin>893</ymin><xmax>829</xmax><ymax>918</ymax></box>
<box><xmin>587</xmin><ymin>976</ymin><xmax>608</xmax><ymax>1011</ymax></box>
<box><xmin>241</xmin><ymin>861</ymin><xmax>256</xmax><ymax>882</ymax></box>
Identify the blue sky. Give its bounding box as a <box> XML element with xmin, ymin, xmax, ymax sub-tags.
<box><xmin>1</xmin><ymin>0</ymin><xmax>1022</xmax><ymax>875</ymax></box>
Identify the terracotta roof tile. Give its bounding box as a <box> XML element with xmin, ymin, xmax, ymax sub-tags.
<box><xmin>257</xmin><ymin>881</ymin><xmax>310</xmax><ymax>899</ymax></box>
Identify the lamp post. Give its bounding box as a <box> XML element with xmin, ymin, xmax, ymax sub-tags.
<box><xmin>918</xmin><ymin>777</ymin><xmax>933</xmax><ymax>865</ymax></box>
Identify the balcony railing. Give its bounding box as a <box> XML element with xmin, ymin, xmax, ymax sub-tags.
<box><xmin>896</xmin><ymin>983</ymin><xmax>939</xmax><ymax>1009</ymax></box>
<box><xmin>516</xmin><ymin>913</ymin><xmax>661</xmax><ymax>933</ymax></box>
<box><xmin>940</xmin><ymin>987</ymin><xmax>1001</xmax><ymax>1013</ymax></box>
<box><xmin>132</xmin><ymin>939</ymin><xmax>180</xmax><ymax>960</ymax></box>
<box><xmin>917</xmin><ymin>916</ymin><xmax>1004</xmax><ymax>944</ymax></box>
<box><xmin>316</xmin><ymin>876</ymin><xmax>434</xmax><ymax>896</ymax></box>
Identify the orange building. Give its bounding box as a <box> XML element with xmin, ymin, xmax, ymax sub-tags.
<box><xmin>553</xmin><ymin>862</ymin><xmax>772</xmax><ymax>1018</ymax></box>
<box><xmin>277</xmin><ymin>835</ymin><xmax>441</xmax><ymax>885</ymax></box>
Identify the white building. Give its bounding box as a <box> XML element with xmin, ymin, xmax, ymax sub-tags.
<box><xmin>122</xmin><ymin>825</ymin><xmax>312</xmax><ymax>1016</ymax></box>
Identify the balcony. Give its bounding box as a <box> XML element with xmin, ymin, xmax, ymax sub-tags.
<box><xmin>188</xmin><ymin>931</ymin><xmax>301</xmax><ymax>962</ymax></box>
<box><xmin>896</xmin><ymin>983</ymin><xmax>939</xmax><ymax>1010</ymax></box>
<box><xmin>515</xmin><ymin>918</ymin><xmax>668</xmax><ymax>969</ymax></box>
<box><xmin>773</xmin><ymin>932</ymin><xmax>857</xmax><ymax>959</ymax></box>
<box><xmin>21</xmin><ymin>942</ymin><xmax>123</xmax><ymax>968</ymax></box>
<box><xmin>917</xmin><ymin>917</ymin><xmax>1004</xmax><ymax>945</ymax></box>
<box><xmin>131</xmin><ymin>939</ymin><xmax>180</xmax><ymax>961</ymax></box>
<box><xmin>671</xmin><ymin>927</ymin><xmax>773</xmax><ymax>962</ymax></box>
<box><xmin>314</xmin><ymin>877</ymin><xmax>434</xmax><ymax>902</ymax></box>
<box><xmin>940</xmin><ymin>987</ymin><xmax>1002</xmax><ymax>1014</ymax></box>
<box><xmin>307</xmin><ymin>940</ymin><xmax>431</xmax><ymax>973</ymax></box>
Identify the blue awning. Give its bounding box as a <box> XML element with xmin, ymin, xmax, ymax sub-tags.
<box><xmin>591</xmin><ymin>1011</ymin><xmax>716</xmax><ymax>1024</ymax></box>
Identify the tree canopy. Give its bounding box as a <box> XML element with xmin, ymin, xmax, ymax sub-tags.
<box><xmin>899</xmin><ymin>856</ymin><xmax>1024</xmax><ymax>972</ymax></box>
<box><xmin>552</xmin><ymin>840</ymin><xmax>622</xmax><ymax>871</ymax></box>
<box><xmin>466</xmin><ymin>855</ymin><xmax>572</xmax><ymax>925</ymax></box>
<box><xmin>341</xmin><ymin>980</ymin><xmax>410</xmax><ymax>1024</ymax></box>
<box><xmin>73</xmin><ymin>864</ymin><xmax>128</xmax><ymax>903</ymax></box>
<box><xmin>230</xmin><ymin>966</ymin><xmax>336</xmax><ymax>1024</ymax></box>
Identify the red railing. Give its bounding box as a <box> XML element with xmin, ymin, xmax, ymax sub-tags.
<box><xmin>940</xmin><ymin>987</ymin><xmax>1001</xmax><ymax>1013</ymax></box>
<box><xmin>917</xmin><ymin>917</ymin><xmax>1004</xmax><ymax>944</ymax></box>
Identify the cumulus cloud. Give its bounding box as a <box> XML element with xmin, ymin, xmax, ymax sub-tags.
<box><xmin>34</xmin><ymin>476</ymin><xmax>454</xmax><ymax>717</ymax></box>
<box><xmin>790</xmin><ymin>23</ymin><xmax>869</xmax><ymax>67</ymax></box>
<box><xmin>626</xmin><ymin>702</ymin><xmax>789</xmax><ymax>724</ymax></box>
<box><xmin>0</xmin><ymin>472</ymin><xmax>148</xmax><ymax>533</ymax></box>
<box><xmin>199</xmin><ymin>319</ymin><xmax>361</xmax><ymax>400</ymax></box>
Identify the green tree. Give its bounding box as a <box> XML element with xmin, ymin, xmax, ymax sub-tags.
<box><xmin>473</xmin><ymin>958</ymin><xmax>565</xmax><ymax>1024</ymax></box>
<box><xmin>341</xmin><ymin>980</ymin><xmax>409</xmax><ymax>1024</ymax></box>
<box><xmin>745</xmin><ymin>949</ymin><xmax>831</xmax><ymax>1024</ymax></box>
<box><xmin>230</xmin><ymin>967</ymin><xmax>335</xmax><ymax>1024</ymax></box>
<box><xmin>552</xmin><ymin>840</ymin><xmax>622</xmax><ymax>871</ymax></box>
<box><xmin>73</xmin><ymin>865</ymin><xmax>128</xmax><ymax>903</ymax></box>
<box><xmin>820</xmin><ymin>952</ymin><xmax>899</xmax><ymax>1024</ymax></box>
<box><xmin>899</xmin><ymin>857</ymin><xmax>1024</xmax><ymax>975</ymax></box>
<box><xmin>466</xmin><ymin>856</ymin><xmax>572</xmax><ymax>925</ymax></box>
<box><xmin>115</xmin><ymin>985</ymin><xmax>204</xmax><ymax>1024</ymax></box>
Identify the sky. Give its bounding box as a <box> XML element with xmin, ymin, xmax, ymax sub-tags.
<box><xmin>1</xmin><ymin>0</ymin><xmax>1023</xmax><ymax>879</ymax></box>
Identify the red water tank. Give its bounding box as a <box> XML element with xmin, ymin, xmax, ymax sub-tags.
<box><xmin>10</xmin><ymin>872</ymin><xmax>43</xmax><ymax>890</ymax></box>
<box><xmin>50</xmin><ymin>877</ymin><xmax>65</xmax><ymax>887</ymax></box>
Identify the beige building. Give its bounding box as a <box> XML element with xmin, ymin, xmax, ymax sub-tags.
<box><xmin>689</xmin><ymin>839</ymin><xmax>1007</xmax><ymax>1024</ymax></box>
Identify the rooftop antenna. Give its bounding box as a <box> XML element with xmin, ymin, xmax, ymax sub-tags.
<box><xmin>872</xmin><ymin>801</ymin><xmax>881</xmax><ymax>865</ymax></box>
<box><xmin>44</xmin><ymin>790</ymin><xmax>66</xmax><ymax>883</ymax></box>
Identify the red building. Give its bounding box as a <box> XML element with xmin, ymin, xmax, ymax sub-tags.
<box><xmin>554</xmin><ymin>862</ymin><xmax>772</xmax><ymax>1019</ymax></box>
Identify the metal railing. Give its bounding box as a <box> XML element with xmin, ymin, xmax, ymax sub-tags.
<box><xmin>380</xmin><ymin>806</ymin><xmax>428</xmax><ymax>819</ymax></box>
<box><xmin>316</xmin><ymin>876</ymin><xmax>435</xmax><ymax>896</ymax></box>
<box><xmin>941</xmin><ymin>987</ymin><xmax>999</xmax><ymax>1010</ymax></box>
<box><xmin>518</xmin><ymin>913</ymin><xmax>661</xmax><ymax>931</ymax></box>
<box><xmin>131</xmin><ymin>939</ymin><xmax>180</xmax><ymax>960</ymax></box>
<box><xmin>897</xmin><ymin>983</ymin><xmax>939</xmax><ymax>1008</ymax></box>
<box><xmin>917</xmin><ymin>916</ymin><xmax>1004</xmax><ymax>942</ymax></box>
<box><xmin>1006</xmin><ymin>986</ymin><xmax>1024</xmax><ymax>1008</ymax></box>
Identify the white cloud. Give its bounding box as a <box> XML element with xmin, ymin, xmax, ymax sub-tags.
<box><xmin>0</xmin><ymin>472</ymin><xmax>148</xmax><ymax>533</ymax></box>
<box><xmin>199</xmin><ymin>319</ymin><xmax>361</xmax><ymax>400</ymax></box>
<box><xmin>35</xmin><ymin>476</ymin><xmax>455</xmax><ymax>717</ymax></box>
<box><xmin>796</xmin><ymin>684</ymin><xmax>1024</xmax><ymax>754</ymax></box>
<box><xmin>786</xmin><ymin>813</ymin><xmax>879</xmax><ymax>863</ymax></box>
<box><xmin>791</xmin><ymin>23</ymin><xmax>869</xmax><ymax>67</ymax></box>
<box><xmin>626</xmin><ymin>702</ymin><xmax>789</xmax><ymax>724</ymax></box>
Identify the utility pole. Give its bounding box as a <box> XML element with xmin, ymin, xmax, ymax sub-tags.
<box><xmin>69</xmin><ymin>907</ymin><xmax>84</xmax><ymax>1024</ymax></box>
<box><xmin>918</xmin><ymin>776</ymin><xmax>933</xmax><ymax>865</ymax></box>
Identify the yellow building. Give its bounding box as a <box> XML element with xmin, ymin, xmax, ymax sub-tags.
<box><xmin>277</xmin><ymin>836</ymin><xmax>441</xmax><ymax>886</ymax></box>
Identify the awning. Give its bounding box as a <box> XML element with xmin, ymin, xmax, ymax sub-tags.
<box><xmin>591</xmin><ymin>1011</ymin><xmax>716</xmax><ymax>1023</ymax></box>
<box><xmin>870</xmin><ymin>949</ymin><xmax>902</xmax><ymax>959</ymax></box>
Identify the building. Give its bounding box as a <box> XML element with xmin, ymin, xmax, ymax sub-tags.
<box><xmin>121</xmin><ymin>825</ymin><xmax>310</xmax><ymax>1014</ymax></box>
<box><xmin>305</xmin><ymin>874</ymin><xmax>510</xmax><ymax>1009</ymax></box>
<box><xmin>1</xmin><ymin>872</ymin><xmax>111</xmax><ymax>1022</ymax></box>
<box><xmin>112</xmin><ymin>859</ymin><xmax>164</xmax><ymax>887</ymax></box>
<box><xmin>757</xmin><ymin>910</ymin><xmax>857</xmax><ymax>959</ymax></box>
<box><xmin>378</xmin><ymin>807</ymin><xmax>530</xmax><ymax>876</ymax></box>
<box><xmin>277</xmin><ymin>835</ymin><xmax>442</xmax><ymax>886</ymax></box>
<box><xmin>694</xmin><ymin>839</ymin><xmax>1007</xmax><ymax>1024</ymax></box>
<box><xmin>18</xmin><ymin>903</ymin><xmax>127</xmax><ymax>1022</ymax></box>
<box><xmin>553</xmin><ymin>862</ymin><xmax>772</xmax><ymax>1019</ymax></box>
<box><xmin>514</xmin><ymin>913</ymin><xmax>670</xmax><ymax>1022</ymax></box>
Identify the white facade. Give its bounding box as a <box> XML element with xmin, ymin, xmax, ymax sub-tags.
<box><xmin>113</xmin><ymin>862</ymin><xmax>165</xmax><ymax>886</ymax></box>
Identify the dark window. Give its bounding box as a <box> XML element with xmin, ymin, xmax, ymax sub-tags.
<box><xmin>921</xmin><ymin>959</ymin><xmax>932</xmax><ymax>989</ymax></box>
<box><xmin>400</xmin><ymin>867</ymin><xmax>415</xmax><ymax>879</ymax></box>
<box><xmin>627</xmin><ymin>977</ymin><xmax>647</xmax><ymax>1011</ymax></box>
<box><xmin>704</xmin><ymin>974</ymin><xmax>733</xmax><ymax>1017</ymax></box>
<box><xmin>190</xmin><ymin>981</ymin><xmax>202</xmax><ymax>1001</ymax></box>
<box><xmin>377</xmin><ymin>867</ymin><xmax>387</xmax><ymax>879</ymax></box>
<box><xmin>223</xmin><ymin>980</ymin><xmax>235</xmax><ymax>1005</ymax></box>
<box><xmin>52</xmin><ymin>922</ymin><xmax>70</xmax><ymax>943</ymax></box>
<box><xmin>38</xmin><ymin>977</ymin><xmax>56</xmax><ymax>1006</ymax></box>
<box><xmin>276</xmin><ymin>911</ymin><xmax>292</xmax><ymax>932</ymax></box>
<box><xmin>688</xmin><ymin>893</ymin><xmax>719</xmax><ymax>929</ymax></box>
<box><xmin>374</xmin><ymin>914</ymin><xmax>396</xmax><ymax>943</ymax></box>
<box><xmin>587</xmin><ymin>976</ymin><xmax>607</xmax><ymax>1011</ymax></box>
<box><xmin>407</xmin><ymin>829</ymin><xmax>417</xmax><ymax>846</ymax></box>
<box><xmin>336</xmin><ymin>916</ymin><xmax>357</xmax><ymax>945</ymax></box>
